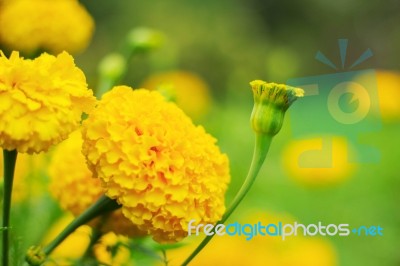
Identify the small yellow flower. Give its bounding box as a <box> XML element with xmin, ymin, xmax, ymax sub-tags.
<box><xmin>0</xmin><ymin>0</ymin><xmax>94</xmax><ymax>54</ymax></box>
<box><xmin>283</xmin><ymin>136</ymin><xmax>357</xmax><ymax>187</ymax></box>
<box><xmin>48</xmin><ymin>130</ymin><xmax>145</xmax><ymax>237</ymax></box>
<box><xmin>0</xmin><ymin>51</ymin><xmax>96</xmax><ymax>153</ymax></box>
<box><xmin>82</xmin><ymin>86</ymin><xmax>230</xmax><ymax>243</ymax></box>
<box><xmin>354</xmin><ymin>70</ymin><xmax>400</xmax><ymax>121</ymax></box>
<box><xmin>94</xmin><ymin>232</ymin><xmax>134</xmax><ymax>266</ymax></box>
<box><xmin>141</xmin><ymin>71</ymin><xmax>212</xmax><ymax>120</ymax></box>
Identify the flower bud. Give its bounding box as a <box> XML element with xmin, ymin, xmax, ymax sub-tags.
<box><xmin>25</xmin><ymin>246</ymin><xmax>46</xmax><ymax>266</ymax></box>
<box><xmin>98</xmin><ymin>53</ymin><xmax>127</xmax><ymax>81</ymax></box>
<box><xmin>127</xmin><ymin>27</ymin><xmax>163</xmax><ymax>53</ymax></box>
<box><xmin>250</xmin><ymin>80</ymin><xmax>304</xmax><ymax>136</ymax></box>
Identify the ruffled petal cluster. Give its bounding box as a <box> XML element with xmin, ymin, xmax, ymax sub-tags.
<box><xmin>0</xmin><ymin>0</ymin><xmax>94</xmax><ymax>54</ymax></box>
<box><xmin>0</xmin><ymin>51</ymin><xmax>96</xmax><ymax>153</ymax></box>
<box><xmin>82</xmin><ymin>86</ymin><xmax>230</xmax><ymax>243</ymax></box>
<box><xmin>48</xmin><ymin>130</ymin><xmax>144</xmax><ymax>237</ymax></box>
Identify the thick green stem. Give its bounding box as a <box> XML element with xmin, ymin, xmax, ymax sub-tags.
<box><xmin>181</xmin><ymin>134</ymin><xmax>272</xmax><ymax>265</ymax></box>
<box><xmin>43</xmin><ymin>195</ymin><xmax>120</xmax><ymax>255</ymax></box>
<box><xmin>2</xmin><ymin>149</ymin><xmax>18</xmax><ymax>266</ymax></box>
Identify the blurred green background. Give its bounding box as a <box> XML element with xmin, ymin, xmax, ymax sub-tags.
<box><xmin>2</xmin><ymin>0</ymin><xmax>400</xmax><ymax>265</ymax></box>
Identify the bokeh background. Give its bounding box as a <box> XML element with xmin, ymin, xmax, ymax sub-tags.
<box><xmin>1</xmin><ymin>0</ymin><xmax>400</xmax><ymax>265</ymax></box>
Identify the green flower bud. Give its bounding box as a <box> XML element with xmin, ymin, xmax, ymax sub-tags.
<box><xmin>25</xmin><ymin>246</ymin><xmax>46</xmax><ymax>266</ymax></box>
<box><xmin>250</xmin><ymin>80</ymin><xmax>304</xmax><ymax>136</ymax></box>
<box><xmin>127</xmin><ymin>27</ymin><xmax>163</xmax><ymax>52</ymax></box>
<box><xmin>98</xmin><ymin>53</ymin><xmax>127</xmax><ymax>81</ymax></box>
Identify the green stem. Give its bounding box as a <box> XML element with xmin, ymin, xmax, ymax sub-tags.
<box><xmin>181</xmin><ymin>134</ymin><xmax>272</xmax><ymax>265</ymax></box>
<box><xmin>2</xmin><ymin>149</ymin><xmax>17</xmax><ymax>266</ymax></box>
<box><xmin>43</xmin><ymin>195</ymin><xmax>120</xmax><ymax>255</ymax></box>
<box><xmin>95</xmin><ymin>45</ymin><xmax>137</xmax><ymax>99</ymax></box>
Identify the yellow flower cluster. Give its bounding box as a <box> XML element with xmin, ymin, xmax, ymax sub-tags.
<box><xmin>82</xmin><ymin>86</ymin><xmax>230</xmax><ymax>243</ymax></box>
<box><xmin>0</xmin><ymin>0</ymin><xmax>94</xmax><ymax>54</ymax></box>
<box><xmin>48</xmin><ymin>130</ymin><xmax>145</xmax><ymax>237</ymax></box>
<box><xmin>48</xmin><ymin>131</ymin><xmax>102</xmax><ymax>216</ymax></box>
<box><xmin>0</xmin><ymin>51</ymin><xmax>95</xmax><ymax>153</ymax></box>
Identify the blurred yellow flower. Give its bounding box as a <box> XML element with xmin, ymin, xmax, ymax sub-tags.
<box><xmin>0</xmin><ymin>51</ymin><xmax>95</xmax><ymax>153</ymax></box>
<box><xmin>43</xmin><ymin>214</ymin><xmax>91</xmax><ymax>266</ymax></box>
<box><xmin>0</xmin><ymin>149</ymin><xmax>47</xmax><ymax>202</ymax></box>
<box><xmin>82</xmin><ymin>86</ymin><xmax>230</xmax><ymax>243</ymax></box>
<box><xmin>48</xmin><ymin>130</ymin><xmax>145</xmax><ymax>237</ymax></box>
<box><xmin>354</xmin><ymin>70</ymin><xmax>400</xmax><ymax>121</ymax></box>
<box><xmin>94</xmin><ymin>232</ymin><xmax>134</xmax><ymax>266</ymax></box>
<box><xmin>282</xmin><ymin>136</ymin><xmax>357</xmax><ymax>187</ymax></box>
<box><xmin>164</xmin><ymin>212</ymin><xmax>338</xmax><ymax>266</ymax></box>
<box><xmin>141</xmin><ymin>71</ymin><xmax>212</xmax><ymax>120</ymax></box>
<box><xmin>0</xmin><ymin>0</ymin><xmax>94</xmax><ymax>55</ymax></box>
<box><xmin>43</xmin><ymin>215</ymin><xmax>135</xmax><ymax>266</ymax></box>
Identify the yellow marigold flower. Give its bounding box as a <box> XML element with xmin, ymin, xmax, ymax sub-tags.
<box><xmin>0</xmin><ymin>51</ymin><xmax>96</xmax><ymax>153</ymax></box>
<box><xmin>283</xmin><ymin>136</ymin><xmax>357</xmax><ymax>187</ymax></box>
<box><xmin>93</xmin><ymin>232</ymin><xmax>134</xmax><ymax>266</ymax></box>
<box><xmin>82</xmin><ymin>86</ymin><xmax>230</xmax><ymax>243</ymax></box>
<box><xmin>141</xmin><ymin>71</ymin><xmax>212</xmax><ymax>120</ymax></box>
<box><xmin>48</xmin><ymin>130</ymin><xmax>145</xmax><ymax>237</ymax></box>
<box><xmin>0</xmin><ymin>0</ymin><xmax>94</xmax><ymax>55</ymax></box>
<box><xmin>1</xmin><ymin>148</ymin><xmax>48</xmax><ymax>202</ymax></box>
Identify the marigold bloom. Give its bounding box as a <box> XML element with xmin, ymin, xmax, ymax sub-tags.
<box><xmin>0</xmin><ymin>51</ymin><xmax>95</xmax><ymax>153</ymax></box>
<box><xmin>48</xmin><ymin>130</ymin><xmax>144</xmax><ymax>237</ymax></box>
<box><xmin>82</xmin><ymin>86</ymin><xmax>230</xmax><ymax>243</ymax></box>
<box><xmin>0</xmin><ymin>0</ymin><xmax>94</xmax><ymax>54</ymax></box>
